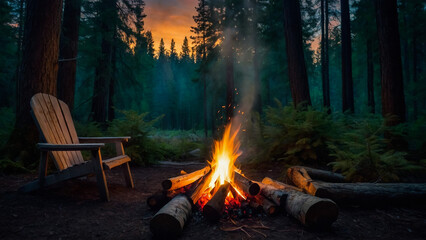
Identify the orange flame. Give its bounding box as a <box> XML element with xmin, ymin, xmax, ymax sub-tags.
<box><xmin>207</xmin><ymin>124</ymin><xmax>243</xmax><ymax>196</ymax></box>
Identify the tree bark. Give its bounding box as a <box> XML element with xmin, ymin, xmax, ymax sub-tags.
<box><xmin>341</xmin><ymin>0</ymin><xmax>354</xmax><ymax>113</ymax></box>
<box><xmin>375</xmin><ymin>0</ymin><xmax>406</xmax><ymax>125</ymax></box>
<box><xmin>203</xmin><ymin>182</ymin><xmax>230</xmax><ymax>222</ymax></box>
<box><xmin>283</xmin><ymin>0</ymin><xmax>311</xmax><ymax>107</ymax></box>
<box><xmin>5</xmin><ymin>0</ymin><xmax>63</xmax><ymax>162</ymax></box>
<box><xmin>57</xmin><ymin>0</ymin><xmax>82</xmax><ymax>110</ymax></box>
<box><xmin>259</xmin><ymin>181</ymin><xmax>338</xmax><ymax>227</ymax></box>
<box><xmin>286</xmin><ymin>166</ymin><xmax>426</xmax><ymax>205</ymax></box>
<box><xmin>321</xmin><ymin>0</ymin><xmax>330</xmax><ymax>110</ymax></box>
<box><xmin>150</xmin><ymin>194</ymin><xmax>192</xmax><ymax>239</ymax></box>
<box><xmin>162</xmin><ymin>166</ymin><xmax>210</xmax><ymax>191</ymax></box>
<box><xmin>233</xmin><ymin>171</ymin><xmax>260</xmax><ymax>196</ymax></box>
<box><xmin>91</xmin><ymin>0</ymin><xmax>116</xmax><ymax>123</ymax></box>
<box><xmin>367</xmin><ymin>38</ymin><xmax>375</xmax><ymax>113</ymax></box>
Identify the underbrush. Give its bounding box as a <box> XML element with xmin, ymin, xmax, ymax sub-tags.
<box><xmin>75</xmin><ymin>110</ymin><xmax>207</xmax><ymax>166</ymax></box>
<box><xmin>258</xmin><ymin>101</ymin><xmax>426</xmax><ymax>182</ymax></box>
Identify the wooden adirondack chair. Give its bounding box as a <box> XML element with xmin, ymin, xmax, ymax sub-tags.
<box><xmin>19</xmin><ymin>93</ymin><xmax>134</xmax><ymax>201</ymax></box>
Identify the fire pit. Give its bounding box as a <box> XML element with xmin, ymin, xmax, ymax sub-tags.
<box><xmin>149</xmin><ymin>124</ymin><xmax>338</xmax><ymax>239</ymax></box>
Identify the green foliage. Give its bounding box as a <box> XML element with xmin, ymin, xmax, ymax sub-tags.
<box><xmin>262</xmin><ymin>101</ymin><xmax>336</xmax><ymax>165</ymax></box>
<box><xmin>107</xmin><ymin>110</ymin><xmax>162</xmax><ymax>166</ymax></box>
<box><xmin>328</xmin><ymin>115</ymin><xmax>419</xmax><ymax>182</ymax></box>
<box><xmin>0</xmin><ymin>158</ymin><xmax>30</xmax><ymax>174</ymax></box>
<box><xmin>149</xmin><ymin>130</ymin><xmax>206</xmax><ymax>161</ymax></box>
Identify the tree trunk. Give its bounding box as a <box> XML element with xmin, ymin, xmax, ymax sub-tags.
<box><xmin>14</xmin><ymin>0</ymin><xmax>25</xmax><ymax>107</ymax></box>
<box><xmin>203</xmin><ymin>74</ymin><xmax>208</xmax><ymax>138</ymax></box>
<box><xmin>108</xmin><ymin>45</ymin><xmax>117</xmax><ymax>122</ymax></box>
<box><xmin>375</xmin><ymin>0</ymin><xmax>406</xmax><ymax>125</ymax></box>
<box><xmin>412</xmin><ymin>32</ymin><xmax>418</xmax><ymax>120</ymax></box>
<box><xmin>321</xmin><ymin>0</ymin><xmax>330</xmax><ymax>110</ymax></box>
<box><xmin>283</xmin><ymin>0</ymin><xmax>311</xmax><ymax>107</ymax></box>
<box><xmin>367</xmin><ymin>38</ymin><xmax>375</xmax><ymax>113</ymax></box>
<box><xmin>5</xmin><ymin>0</ymin><xmax>63</xmax><ymax>162</ymax></box>
<box><xmin>91</xmin><ymin>0</ymin><xmax>116</xmax><ymax>123</ymax></box>
<box><xmin>57</xmin><ymin>0</ymin><xmax>82</xmax><ymax>110</ymax></box>
<box><xmin>341</xmin><ymin>0</ymin><xmax>354</xmax><ymax>113</ymax></box>
<box><xmin>225</xmin><ymin>36</ymin><xmax>234</xmax><ymax>122</ymax></box>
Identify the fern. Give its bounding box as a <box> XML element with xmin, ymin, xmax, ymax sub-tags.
<box><xmin>262</xmin><ymin>101</ymin><xmax>336</xmax><ymax>165</ymax></box>
<box><xmin>328</xmin><ymin>115</ymin><xmax>419</xmax><ymax>182</ymax></box>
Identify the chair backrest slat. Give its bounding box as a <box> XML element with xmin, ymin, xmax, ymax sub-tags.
<box><xmin>31</xmin><ymin>94</ymin><xmax>69</xmax><ymax>170</ymax></box>
<box><xmin>31</xmin><ymin>93</ymin><xmax>85</xmax><ymax>170</ymax></box>
<box><xmin>57</xmin><ymin>98</ymin><xmax>85</xmax><ymax>164</ymax></box>
<box><xmin>48</xmin><ymin>95</ymin><xmax>84</xmax><ymax>165</ymax></box>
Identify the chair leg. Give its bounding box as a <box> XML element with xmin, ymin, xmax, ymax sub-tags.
<box><xmin>121</xmin><ymin>162</ymin><xmax>134</xmax><ymax>188</ymax></box>
<box><xmin>38</xmin><ymin>151</ymin><xmax>49</xmax><ymax>188</ymax></box>
<box><xmin>92</xmin><ymin>149</ymin><xmax>110</xmax><ymax>201</ymax></box>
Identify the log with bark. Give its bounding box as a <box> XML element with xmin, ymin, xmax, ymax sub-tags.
<box><xmin>150</xmin><ymin>194</ymin><xmax>193</xmax><ymax>239</ymax></box>
<box><xmin>249</xmin><ymin>194</ymin><xmax>278</xmax><ymax>216</ymax></box>
<box><xmin>147</xmin><ymin>191</ymin><xmax>170</xmax><ymax>210</ymax></box>
<box><xmin>258</xmin><ymin>181</ymin><xmax>338</xmax><ymax>228</ymax></box>
<box><xmin>147</xmin><ymin>190</ymin><xmax>182</xmax><ymax>210</ymax></box>
<box><xmin>286</xmin><ymin>166</ymin><xmax>426</xmax><ymax>205</ymax></box>
<box><xmin>162</xmin><ymin>166</ymin><xmax>210</xmax><ymax>191</ymax></box>
<box><xmin>233</xmin><ymin>171</ymin><xmax>260</xmax><ymax>196</ymax></box>
<box><xmin>190</xmin><ymin>169</ymin><xmax>213</xmax><ymax>204</ymax></box>
<box><xmin>203</xmin><ymin>182</ymin><xmax>230</xmax><ymax>222</ymax></box>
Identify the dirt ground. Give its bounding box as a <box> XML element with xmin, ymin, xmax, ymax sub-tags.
<box><xmin>1</xmin><ymin>162</ymin><xmax>425</xmax><ymax>240</ymax></box>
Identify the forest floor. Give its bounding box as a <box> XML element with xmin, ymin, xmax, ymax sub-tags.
<box><xmin>0</xmin><ymin>161</ymin><xmax>425</xmax><ymax>240</ymax></box>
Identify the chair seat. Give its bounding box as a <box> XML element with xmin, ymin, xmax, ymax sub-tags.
<box><xmin>102</xmin><ymin>155</ymin><xmax>131</xmax><ymax>170</ymax></box>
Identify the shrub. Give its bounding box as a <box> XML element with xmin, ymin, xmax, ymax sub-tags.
<box><xmin>107</xmin><ymin>110</ymin><xmax>163</xmax><ymax>166</ymax></box>
<box><xmin>328</xmin><ymin>115</ymin><xmax>420</xmax><ymax>182</ymax></box>
<box><xmin>262</xmin><ymin>101</ymin><xmax>336</xmax><ymax>165</ymax></box>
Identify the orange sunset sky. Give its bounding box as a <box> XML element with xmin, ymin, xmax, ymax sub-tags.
<box><xmin>144</xmin><ymin>0</ymin><xmax>198</xmax><ymax>55</ymax></box>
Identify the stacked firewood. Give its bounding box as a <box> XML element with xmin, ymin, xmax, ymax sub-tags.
<box><xmin>148</xmin><ymin>165</ymin><xmax>337</xmax><ymax>238</ymax></box>
<box><xmin>149</xmin><ymin>165</ymin><xmax>426</xmax><ymax>238</ymax></box>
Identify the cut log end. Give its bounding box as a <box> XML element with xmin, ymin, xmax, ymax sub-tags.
<box><xmin>150</xmin><ymin>213</ymin><xmax>182</xmax><ymax>239</ymax></box>
<box><xmin>150</xmin><ymin>194</ymin><xmax>192</xmax><ymax>239</ymax></box>
<box><xmin>161</xmin><ymin>180</ymin><xmax>172</xmax><ymax>190</ymax></box>
<box><xmin>249</xmin><ymin>183</ymin><xmax>260</xmax><ymax>196</ymax></box>
<box><xmin>304</xmin><ymin>199</ymin><xmax>339</xmax><ymax>228</ymax></box>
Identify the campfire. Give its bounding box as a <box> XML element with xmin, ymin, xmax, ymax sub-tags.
<box><xmin>149</xmin><ymin>123</ymin><xmax>339</xmax><ymax>239</ymax></box>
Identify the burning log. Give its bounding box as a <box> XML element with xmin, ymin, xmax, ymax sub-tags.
<box><xmin>250</xmin><ymin>195</ymin><xmax>278</xmax><ymax>216</ymax></box>
<box><xmin>258</xmin><ymin>181</ymin><xmax>338</xmax><ymax>228</ymax></box>
<box><xmin>203</xmin><ymin>182</ymin><xmax>230</xmax><ymax>222</ymax></box>
<box><xmin>162</xmin><ymin>166</ymin><xmax>210</xmax><ymax>191</ymax></box>
<box><xmin>189</xmin><ymin>170</ymin><xmax>213</xmax><ymax>204</ymax></box>
<box><xmin>150</xmin><ymin>194</ymin><xmax>192</xmax><ymax>239</ymax></box>
<box><xmin>233</xmin><ymin>171</ymin><xmax>260</xmax><ymax>196</ymax></box>
<box><xmin>286</xmin><ymin>166</ymin><xmax>426</xmax><ymax>205</ymax></box>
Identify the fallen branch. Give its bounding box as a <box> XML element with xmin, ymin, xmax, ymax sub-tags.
<box><xmin>286</xmin><ymin>166</ymin><xmax>426</xmax><ymax>205</ymax></box>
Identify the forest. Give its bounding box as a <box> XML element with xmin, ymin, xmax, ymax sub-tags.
<box><xmin>0</xmin><ymin>0</ymin><xmax>425</xmax><ymax>239</ymax></box>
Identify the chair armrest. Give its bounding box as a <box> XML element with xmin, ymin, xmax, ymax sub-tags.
<box><xmin>78</xmin><ymin>137</ymin><xmax>131</xmax><ymax>143</ymax></box>
<box><xmin>37</xmin><ymin>143</ymin><xmax>105</xmax><ymax>151</ymax></box>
